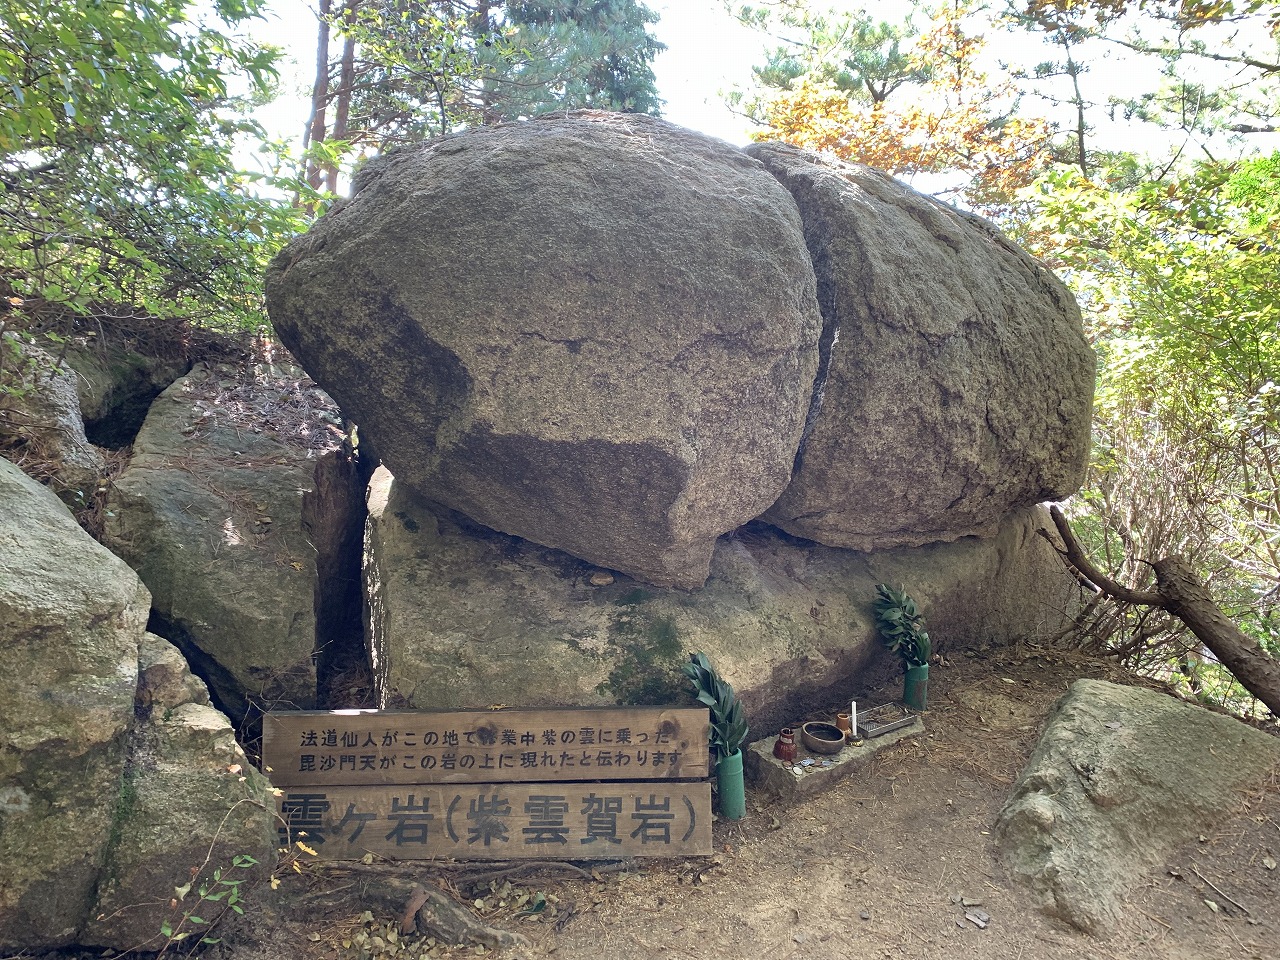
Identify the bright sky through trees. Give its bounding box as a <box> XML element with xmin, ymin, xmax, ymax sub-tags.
<box><xmin>249</xmin><ymin>1</ymin><xmax>769</xmax><ymax>147</ymax></box>
<box><xmin>248</xmin><ymin>0</ymin><xmax>1278</xmax><ymax>168</ymax></box>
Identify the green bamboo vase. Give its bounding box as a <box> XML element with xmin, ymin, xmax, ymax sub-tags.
<box><xmin>716</xmin><ymin>749</ymin><xmax>747</xmax><ymax>820</ymax></box>
<box><xmin>904</xmin><ymin>663</ymin><xmax>929</xmax><ymax>711</ymax></box>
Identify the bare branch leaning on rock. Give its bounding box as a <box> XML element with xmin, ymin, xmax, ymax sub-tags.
<box><xmin>1041</xmin><ymin>505</ymin><xmax>1280</xmax><ymax>715</ymax></box>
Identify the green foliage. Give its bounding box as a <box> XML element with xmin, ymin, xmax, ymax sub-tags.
<box><xmin>872</xmin><ymin>584</ymin><xmax>932</xmax><ymax>669</ymax></box>
<box><xmin>505</xmin><ymin>0</ymin><xmax>666</xmax><ymax>116</ymax></box>
<box><xmin>1020</xmin><ymin>156</ymin><xmax>1280</xmax><ymax>712</ymax></box>
<box><xmin>331</xmin><ymin>0</ymin><xmax>663</xmax><ymax>149</ymax></box>
<box><xmin>0</xmin><ymin>0</ymin><xmax>312</xmax><ymax>331</ymax></box>
<box><xmin>682</xmin><ymin>652</ymin><xmax>749</xmax><ymax>759</ymax></box>
<box><xmin>159</xmin><ymin>853</ymin><xmax>259</xmax><ymax>954</ymax></box>
<box><xmin>336</xmin><ymin>0</ymin><xmax>494</xmax><ymax>146</ymax></box>
<box><xmin>735</xmin><ymin>2</ymin><xmax>926</xmax><ymax>107</ymax></box>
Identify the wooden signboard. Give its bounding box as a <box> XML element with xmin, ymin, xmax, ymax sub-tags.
<box><xmin>263</xmin><ymin>707</ymin><xmax>710</xmax><ymax>786</ymax></box>
<box><xmin>264</xmin><ymin>707</ymin><xmax>714</xmax><ymax>859</ymax></box>
<box><xmin>276</xmin><ymin>781</ymin><xmax>712</xmax><ymax>860</ymax></box>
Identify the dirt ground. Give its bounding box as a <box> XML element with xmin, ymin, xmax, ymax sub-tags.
<box><xmin>206</xmin><ymin>643</ymin><xmax>1280</xmax><ymax>960</ymax></box>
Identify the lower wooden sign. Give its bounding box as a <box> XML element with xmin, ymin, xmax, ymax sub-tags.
<box><xmin>277</xmin><ymin>781</ymin><xmax>712</xmax><ymax>859</ymax></box>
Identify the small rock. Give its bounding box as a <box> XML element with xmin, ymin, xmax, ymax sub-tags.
<box><xmin>860</xmin><ymin>911</ymin><xmax>871</xmax><ymax>921</ymax></box>
<box><xmin>965</xmin><ymin>911</ymin><xmax>988</xmax><ymax>929</ymax></box>
<box><xmin>588</xmin><ymin>571</ymin><xmax>614</xmax><ymax>586</ymax></box>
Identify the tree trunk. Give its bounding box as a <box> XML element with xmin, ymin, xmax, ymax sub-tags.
<box><xmin>325</xmin><ymin>3</ymin><xmax>358</xmax><ymax>195</ymax></box>
<box><xmin>1153</xmin><ymin>556</ymin><xmax>1280</xmax><ymax>716</ymax></box>
<box><xmin>1047</xmin><ymin>506</ymin><xmax>1280</xmax><ymax>715</ymax></box>
<box><xmin>304</xmin><ymin>0</ymin><xmax>333</xmax><ymax>193</ymax></box>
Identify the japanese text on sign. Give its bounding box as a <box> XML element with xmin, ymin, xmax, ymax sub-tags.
<box><xmin>263</xmin><ymin>707</ymin><xmax>709</xmax><ymax>786</ymax></box>
<box><xmin>276</xmin><ymin>782</ymin><xmax>712</xmax><ymax>859</ymax></box>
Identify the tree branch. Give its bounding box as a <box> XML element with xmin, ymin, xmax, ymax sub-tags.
<box><xmin>1048</xmin><ymin>506</ymin><xmax>1280</xmax><ymax>715</ymax></box>
<box><xmin>1048</xmin><ymin>505</ymin><xmax>1162</xmax><ymax>605</ymax></box>
<box><xmin>1102</xmin><ymin>34</ymin><xmax>1280</xmax><ymax>75</ymax></box>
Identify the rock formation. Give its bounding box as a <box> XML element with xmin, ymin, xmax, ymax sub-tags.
<box><xmin>0</xmin><ymin>457</ymin><xmax>275</xmax><ymax>952</ymax></box>
<box><xmin>746</xmin><ymin>143</ymin><xmax>1095</xmax><ymax>549</ymax></box>
<box><xmin>267</xmin><ymin>114</ymin><xmax>1094</xmax><ymax>589</ymax></box>
<box><xmin>365</xmin><ymin>467</ymin><xmax>1078</xmax><ymax>733</ymax></box>
<box><xmin>1</xmin><ymin>111</ymin><xmax>1112</xmax><ymax>954</ymax></box>
<box><xmin>102</xmin><ymin>363</ymin><xmax>344</xmax><ymax>723</ymax></box>
<box><xmin>0</xmin><ymin>341</ymin><xmax>105</xmax><ymax>502</ymax></box>
<box><xmin>996</xmin><ymin>678</ymin><xmax>1280</xmax><ymax>933</ymax></box>
<box><xmin>268</xmin><ymin>112</ymin><xmax>823</xmax><ymax>588</ymax></box>
<box><xmin>61</xmin><ymin>337</ymin><xmax>187</xmax><ymax>448</ymax></box>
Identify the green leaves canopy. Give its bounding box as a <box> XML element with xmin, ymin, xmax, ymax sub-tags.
<box><xmin>0</xmin><ymin>0</ymin><xmax>307</xmax><ymax>329</ymax></box>
<box><xmin>1023</xmin><ymin>156</ymin><xmax>1280</xmax><ymax>671</ymax></box>
<box><xmin>331</xmin><ymin>0</ymin><xmax>663</xmax><ymax>149</ymax></box>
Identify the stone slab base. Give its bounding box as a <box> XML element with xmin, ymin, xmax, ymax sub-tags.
<box><xmin>745</xmin><ymin>714</ymin><xmax>925</xmax><ymax>804</ymax></box>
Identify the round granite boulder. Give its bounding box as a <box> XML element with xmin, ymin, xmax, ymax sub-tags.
<box><xmin>267</xmin><ymin>112</ymin><xmax>822</xmax><ymax>588</ymax></box>
<box><xmin>747</xmin><ymin>143</ymin><xmax>1095</xmax><ymax>550</ymax></box>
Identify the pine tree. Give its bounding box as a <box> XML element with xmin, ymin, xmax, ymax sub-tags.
<box><xmin>504</xmin><ymin>0</ymin><xmax>664</xmax><ymax>116</ymax></box>
<box><xmin>301</xmin><ymin>0</ymin><xmax>664</xmax><ymax>173</ymax></box>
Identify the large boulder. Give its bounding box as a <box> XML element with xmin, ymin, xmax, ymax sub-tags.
<box><xmin>0</xmin><ymin>340</ymin><xmax>105</xmax><ymax>502</ymax></box>
<box><xmin>365</xmin><ymin>467</ymin><xmax>1078</xmax><ymax>733</ymax></box>
<box><xmin>82</xmin><ymin>634</ymin><xmax>277</xmax><ymax>951</ymax></box>
<box><xmin>0</xmin><ymin>456</ymin><xmax>141</xmax><ymax>947</ymax></box>
<box><xmin>0</xmin><ymin>458</ymin><xmax>275</xmax><ymax>952</ymax></box>
<box><xmin>996</xmin><ymin>678</ymin><xmax>1280</xmax><ymax>934</ymax></box>
<box><xmin>102</xmin><ymin>363</ymin><xmax>344</xmax><ymax>723</ymax></box>
<box><xmin>746</xmin><ymin>143</ymin><xmax>1095</xmax><ymax>550</ymax></box>
<box><xmin>267</xmin><ymin>112</ymin><xmax>823</xmax><ymax>589</ymax></box>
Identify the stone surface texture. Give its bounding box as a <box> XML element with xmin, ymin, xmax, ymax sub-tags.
<box><xmin>996</xmin><ymin>678</ymin><xmax>1280</xmax><ymax>934</ymax></box>
<box><xmin>745</xmin><ymin>719</ymin><xmax>924</xmax><ymax>803</ymax></box>
<box><xmin>364</xmin><ymin>467</ymin><xmax>1078</xmax><ymax>734</ymax></box>
<box><xmin>102</xmin><ymin>363</ymin><xmax>343</xmax><ymax>723</ymax></box>
<box><xmin>0</xmin><ymin>458</ymin><xmax>275</xmax><ymax>952</ymax></box>
<box><xmin>0</xmin><ymin>456</ymin><xmax>142</xmax><ymax>948</ymax></box>
<box><xmin>61</xmin><ymin>339</ymin><xmax>187</xmax><ymax>448</ymax></box>
<box><xmin>747</xmin><ymin>143</ymin><xmax>1095</xmax><ymax>550</ymax></box>
<box><xmin>0</xmin><ymin>342</ymin><xmax>105</xmax><ymax>500</ymax></box>
<box><xmin>268</xmin><ymin>112</ymin><xmax>823</xmax><ymax>588</ymax></box>
<box><xmin>82</xmin><ymin>636</ymin><xmax>276</xmax><ymax>950</ymax></box>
